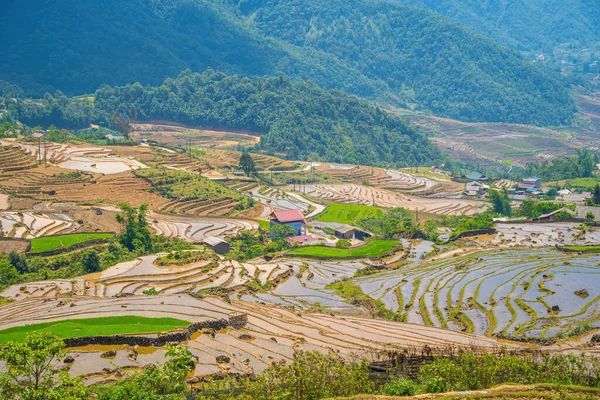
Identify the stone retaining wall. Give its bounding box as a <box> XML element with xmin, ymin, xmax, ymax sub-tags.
<box><xmin>63</xmin><ymin>318</ymin><xmax>230</xmax><ymax>348</ymax></box>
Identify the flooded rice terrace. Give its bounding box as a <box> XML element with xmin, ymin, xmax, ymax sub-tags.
<box><xmin>353</xmin><ymin>248</ymin><xmax>600</xmax><ymax>338</ymax></box>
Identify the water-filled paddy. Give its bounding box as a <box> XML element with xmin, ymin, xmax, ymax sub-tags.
<box><xmin>353</xmin><ymin>248</ymin><xmax>600</xmax><ymax>338</ymax></box>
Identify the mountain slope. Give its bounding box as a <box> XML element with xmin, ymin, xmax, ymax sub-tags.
<box><xmin>0</xmin><ymin>0</ymin><xmax>576</xmax><ymax>125</ymax></box>
<box><xmin>390</xmin><ymin>0</ymin><xmax>600</xmax><ymax>53</ymax></box>
<box><xmin>16</xmin><ymin>70</ymin><xmax>440</xmax><ymax>166</ymax></box>
<box><xmin>240</xmin><ymin>0</ymin><xmax>575</xmax><ymax>125</ymax></box>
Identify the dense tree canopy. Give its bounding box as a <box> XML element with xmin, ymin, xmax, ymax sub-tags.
<box><xmin>0</xmin><ymin>0</ymin><xmax>576</xmax><ymax>125</ymax></box>
<box><xmin>392</xmin><ymin>0</ymin><xmax>600</xmax><ymax>53</ymax></box>
<box><xmin>16</xmin><ymin>70</ymin><xmax>440</xmax><ymax>166</ymax></box>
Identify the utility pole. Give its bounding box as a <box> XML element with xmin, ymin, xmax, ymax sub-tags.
<box><xmin>43</xmin><ymin>138</ymin><xmax>47</xmax><ymax>165</ymax></box>
<box><xmin>37</xmin><ymin>137</ymin><xmax>41</xmax><ymax>164</ymax></box>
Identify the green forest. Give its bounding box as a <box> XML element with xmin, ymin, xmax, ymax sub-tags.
<box><xmin>13</xmin><ymin>70</ymin><xmax>440</xmax><ymax>166</ymax></box>
<box><xmin>0</xmin><ymin>0</ymin><xmax>576</xmax><ymax>126</ymax></box>
<box><xmin>393</xmin><ymin>0</ymin><xmax>600</xmax><ymax>53</ymax></box>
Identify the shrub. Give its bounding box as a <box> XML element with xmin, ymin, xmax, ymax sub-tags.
<box><xmin>382</xmin><ymin>378</ymin><xmax>418</xmax><ymax>396</ymax></box>
<box><xmin>336</xmin><ymin>239</ymin><xmax>351</xmax><ymax>248</ymax></box>
<box><xmin>245</xmin><ymin>351</ymin><xmax>373</xmax><ymax>400</ymax></box>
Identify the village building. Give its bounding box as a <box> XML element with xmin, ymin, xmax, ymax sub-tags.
<box><xmin>575</xmin><ymin>206</ymin><xmax>600</xmax><ymax>222</ymax></box>
<box><xmin>269</xmin><ymin>209</ymin><xmax>307</xmax><ymax>237</ymax></box>
<box><xmin>463</xmin><ymin>172</ymin><xmax>487</xmax><ymax>181</ymax></box>
<box><xmin>334</xmin><ymin>225</ymin><xmax>372</xmax><ymax>240</ymax></box>
<box><xmin>532</xmin><ymin>207</ymin><xmax>574</xmax><ymax>222</ymax></box>
<box><xmin>105</xmin><ymin>134</ymin><xmax>126</xmax><ymax>141</ymax></box>
<box><xmin>519</xmin><ymin>177</ymin><xmax>541</xmax><ymax>190</ymax></box>
<box><xmin>558</xmin><ymin>192</ymin><xmax>592</xmax><ymax>204</ymax></box>
<box><xmin>203</xmin><ymin>236</ymin><xmax>230</xmax><ymax>254</ymax></box>
<box><xmin>464</xmin><ymin>181</ymin><xmax>487</xmax><ymax>196</ymax></box>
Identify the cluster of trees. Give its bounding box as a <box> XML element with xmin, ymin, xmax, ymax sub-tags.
<box><xmin>525</xmin><ymin>150</ymin><xmax>599</xmax><ymax>182</ymax></box>
<box><xmin>357</xmin><ymin>208</ymin><xmax>421</xmax><ymax>239</ymax></box>
<box><xmin>0</xmin><ymin>0</ymin><xmax>576</xmax><ymax>126</ymax></box>
<box><xmin>227</xmin><ymin>230</ymin><xmax>291</xmax><ymax>261</ymax></box>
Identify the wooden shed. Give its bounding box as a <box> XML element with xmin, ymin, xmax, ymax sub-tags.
<box><xmin>203</xmin><ymin>236</ymin><xmax>230</xmax><ymax>255</ymax></box>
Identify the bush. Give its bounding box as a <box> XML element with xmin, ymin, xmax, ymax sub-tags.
<box><xmin>245</xmin><ymin>351</ymin><xmax>373</xmax><ymax>400</ymax></box>
<box><xmin>382</xmin><ymin>378</ymin><xmax>418</xmax><ymax>396</ymax></box>
<box><xmin>336</xmin><ymin>239</ymin><xmax>351</xmax><ymax>248</ymax></box>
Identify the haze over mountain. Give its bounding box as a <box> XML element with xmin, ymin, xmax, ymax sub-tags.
<box><xmin>0</xmin><ymin>0</ymin><xmax>575</xmax><ymax>126</ymax></box>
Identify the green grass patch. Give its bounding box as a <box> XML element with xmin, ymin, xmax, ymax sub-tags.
<box><xmin>0</xmin><ymin>316</ymin><xmax>189</xmax><ymax>344</ymax></box>
<box><xmin>289</xmin><ymin>240</ymin><xmax>397</xmax><ymax>259</ymax></box>
<box><xmin>29</xmin><ymin>233</ymin><xmax>114</xmax><ymax>253</ymax></box>
<box><xmin>565</xmin><ymin>177</ymin><xmax>600</xmax><ymax>189</ymax></box>
<box><xmin>258</xmin><ymin>220</ymin><xmax>270</xmax><ymax>232</ymax></box>
<box><xmin>562</xmin><ymin>245</ymin><xmax>600</xmax><ymax>253</ymax></box>
<box><xmin>315</xmin><ymin>203</ymin><xmax>383</xmax><ymax>225</ymax></box>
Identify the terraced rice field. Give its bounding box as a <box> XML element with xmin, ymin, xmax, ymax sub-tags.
<box><xmin>0</xmin><ymin>168</ymin><xmax>170</xmax><ymax>209</ymax></box>
<box><xmin>289</xmin><ymin>241</ymin><xmax>398</xmax><ymax>259</ymax></box>
<box><xmin>29</xmin><ymin>232</ymin><xmax>114</xmax><ymax>253</ymax></box>
<box><xmin>315</xmin><ymin>204</ymin><xmax>383</xmax><ymax>225</ymax></box>
<box><xmin>353</xmin><ymin>248</ymin><xmax>600</xmax><ymax>338</ymax></box>
<box><xmin>0</xmin><ymin>140</ymin><xmax>146</xmax><ymax>174</ymax></box>
<box><xmin>0</xmin><ymin>145</ymin><xmax>37</xmax><ymax>173</ymax></box>
<box><xmin>249</xmin><ymin>186</ymin><xmax>312</xmax><ymax>212</ymax></box>
<box><xmin>0</xmin><ymin>316</ymin><xmax>188</xmax><ymax>344</ymax></box>
<box><xmin>149</xmin><ymin>213</ymin><xmax>258</xmax><ymax>240</ymax></box>
<box><xmin>0</xmin><ymin>211</ymin><xmax>77</xmax><ymax>238</ymax></box>
<box><xmin>0</xmin><ymin>294</ymin><xmax>514</xmax><ymax>380</ymax></box>
<box><xmin>301</xmin><ymin>184</ymin><xmax>483</xmax><ymax>215</ymax></box>
<box><xmin>131</xmin><ymin>123</ymin><xmax>261</xmax><ymax>149</ymax></box>
<box><xmin>478</xmin><ymin>223</ymin><xmax>600</xmax><ymax>248</ymax></box>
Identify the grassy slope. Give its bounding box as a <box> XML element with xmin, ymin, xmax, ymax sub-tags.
<box><xmin>0</xmin><ymin>316</ymin><xmax>189</xmax><ymax>344</ymax></box>
<box><xmin>315</xmin><ymin>204</ymin><xmax>383</xmax><ymax>225</ymax></box>
<box><xmin>289</xmin><ymin>240</ymin><xmax>397</xmax><ymax>259</ymax></box>
<box><xmin>29</xmin><ymin>233</ymin><xmax>114</xmax><ymax>253</ymax></box>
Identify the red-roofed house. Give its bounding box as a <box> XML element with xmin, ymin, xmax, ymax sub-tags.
<box><xmin>270</xmin><ymin>209</ymin><xmax>306</xmax><ymax>238</ymax></box>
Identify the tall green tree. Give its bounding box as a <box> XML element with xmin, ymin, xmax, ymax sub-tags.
<box><xmin>592</xmin><ymin>184</ymin><xmax>600</xmax><ymax>205</ymax></box>
<box><xmin>81</xmin><ymin>249</ymin><xmax>101</xmax><ymax>273</ymax></box>
<box><xmin>489</xmin><ymin>190</ymin><xmax>512</xmax><ymax>216</ymax></box>
<box><xmin>8</xmin><ymin>251</ymin><xmax>28</xmax><ymax>274</ymax></box>
<box><xmin>115</xmin><ymin>203</ymin><xmax>153</xmax><ymax>253</ymax></box>
<box><xmin>0</xmin><ymin>332</ymin><xmax>89</xmax><ymax>400</ymax></box>
<box><xmin>0</xmin><ymin>258</ymin><xmax>18</xmax><ymax>288</ymax></box>
<box><xmin>239</xmin><ymin>152</ymin><xmax>256</xmax><ymax>177</ymax></box>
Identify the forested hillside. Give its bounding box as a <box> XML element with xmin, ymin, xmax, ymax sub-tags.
<box><xmin>15</xmin><ymin>70</ymin><xmax>439</xmax><ymax>166</ymax></box>
<box><xmin>241</xmin><ymin>0</ymin><xmax>575</xmax><ymax>125</ymax></box>
<box><xmin>391</xmin><ymin>0</ymin><xmax>600</xmax><ymax>53</ymax></box>
<box><xmin>0</xmin><ymin>0</ymin><xmax>575</xmax><ymax>126</ymax></box>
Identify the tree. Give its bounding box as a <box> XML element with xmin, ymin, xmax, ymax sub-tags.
<box><xmin>0</xmin><ymin>332</ymin><xmax>89</xmax><ymax>400</ymax></box>
<box><xmin>96</xmin><ymin>344</ymin><xmax>195</xmax><ymax>400</ymax></box>
<box><xmin>488</xmin><ymin>190</ymin><xmax>511</xmax><ymax>216</ymax></box>
<box><xmin>81</xmin><ymin>249</ymin><xmax>101</xmax><ymax>273</ymax></box>
<box><xmin>270</xmin><ymin>223</ymin><xmax>296</xmax><ymax>240</ymax></box>
<box><xmin>239</xmin><ymin>152</ymin><xmax>256</xmax><ymax>177</ymax></box>
<box><xmin>8</xmin><ymin>251</ymin><xmax>28</xmax><ymax>274</ymax></box>
<box><xmin>593</xmin><ymin>184</ymin><xmax>600</xmax><ymax>205</ymax></box>
<box><xmin>0</xmin><ymin>258</ymin><xmax>18</xmax><ymax>287</ymax></box>
<box><xmin>116</xmin><ymin>203</ymin><xmax>153</xmax><ymax>253</ymax></box>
